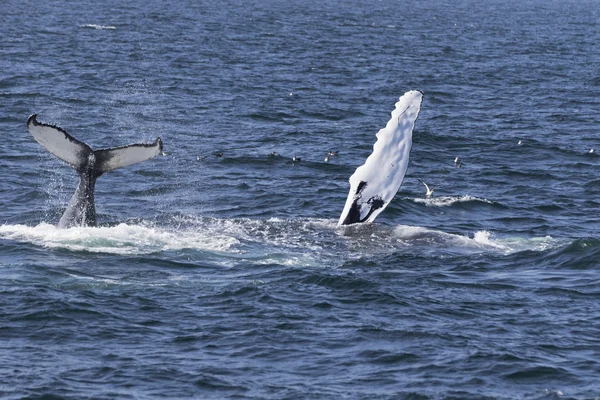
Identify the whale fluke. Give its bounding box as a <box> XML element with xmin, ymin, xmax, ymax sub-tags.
<box><xmin>338</xmin><ymin>91</ymin><xmax>423</xmax><ymax>226</ymax></box>
<box><xmin>27</xmin><ymin>114</ymin><xmax>163</xmax><ymax>228</ymax></box>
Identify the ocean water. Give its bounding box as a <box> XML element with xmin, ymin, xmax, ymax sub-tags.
<box><xmin>1</xmin><ymin>0</ymin><xmax>600</xmax><ymax>398</ymax></box>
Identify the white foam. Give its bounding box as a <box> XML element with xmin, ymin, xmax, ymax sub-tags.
<box><xmin>0</xmin><ymin>218</ymin><xmax>565</xmax><ymax>264</ymax></box>
<box><xmin>491</xmin><ymin>234</ymin><xmax>559</xmax><ymax>254</ymax></box>
<box><xmin>540</xmin><ymin>389</ymin><xmax>564</xmax><ymax>397</ymax></box>
<box><xmin>393</xmin><ymin>225</ymin><xmax>482</xmax><ymax>248</ymax></box>
<box><xmin>413</xmin><ymin>195</ymin><xmax>493</xmax><ymax>207</ymax></box>
<box><xmin>392</xmin><ymin>225</ymin><xmax>560</xmax><ymax>254</ymax></box>
<box><xmin>0</xmin><ymin>223</ymin><xmax>238</xmax><ymax>255</ymax></box>
<box><xmin>80</xmin><ymin>24</ymin><xmax>117</xmax><ymax>30</ymax></box>
<box><xmin>472</xmin><ymin>230</ymin><xmax>507</xmax><ymax>250</ymax></box>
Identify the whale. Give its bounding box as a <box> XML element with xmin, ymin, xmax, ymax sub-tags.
<box><xmin>27</xmin><ymin>114</ymin><xmax>163</xmax><ymax>228</ymax></box>
<box><xmin>338</xmin><ymin>90</ymin><xmax>423</xmax><ymax>226</ymax></box>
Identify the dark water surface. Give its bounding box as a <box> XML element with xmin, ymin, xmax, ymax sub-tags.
<box><xmin>1</xmin><ymin>0</ymin><xmax>600</xmax><ymax>398</ymax></box>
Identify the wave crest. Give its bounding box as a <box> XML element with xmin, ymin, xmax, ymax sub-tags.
<box><xmin>393</xmin><ymin>225</ymin><xmax>559</xmax><ymax>254</ymax></box>
<box><xmin>413</xmin><ymin>195</ymin><xmax>494</xmax><ymax>207</ymax></box>
<box><xmin>0</xmin><ymin>223</ymin><xmax>238</xmax><ymax>255</ymax></box>
<box><xmin>0</xmin><ymin>218</ymin><xmax>565</xmax><ymax>263</ymax></box>
<box><xmin>80</xmin><ymin>24</ymin><xmax>117</xmax><ymax>30</ymax></box>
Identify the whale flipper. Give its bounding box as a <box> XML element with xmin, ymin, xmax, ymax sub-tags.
<box><xmin>26</xmin><ymin>114</ymin><xmax>162</xmax><ymax>228</ymax></box>
<box><xmin>338</xmin><ymin>90</ymin><xmax>423</xmax><ymax>226</ymax></box>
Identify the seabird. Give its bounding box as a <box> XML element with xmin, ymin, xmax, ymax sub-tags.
<box><xmin>418</xmin><ymin>179</ymin><xmax>435</xmax><ymax>198</ymax></box>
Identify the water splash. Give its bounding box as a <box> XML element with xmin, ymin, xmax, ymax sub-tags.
<box><xmin>0</xmin><ymin>218</ymin><xmax>565</xmax><ymax>262</ymax></box>
<box><xmin>0</xmin><ymin>223</ymin><xmax>239</xmax><ymax>255</ymax></box>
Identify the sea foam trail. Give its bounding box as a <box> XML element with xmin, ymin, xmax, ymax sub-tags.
<box><xmin>412</xmin><ymin>195</ymin><xmax>494</xmax><ymax>207</ymax></box>
<box><xmin>0</xmin><ymin>223</ymin><xmax>238</xmax><ymax>255</ymax></box>
<box><xmin>0</xmin><ymin>219</ymin><xmax>564</xmax><ymax>262</ymax></box>
<box><xmin>393</xmin><ymin>225</ymin><xmax>560</xmax><ymax>255</ymax></box>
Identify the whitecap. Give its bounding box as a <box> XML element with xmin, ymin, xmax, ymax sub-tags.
<box><xmin>0</xmin><ymin>218</ymin><xmax>565</xmax><ymax>265</ymax></box>
<box><xmin>472</xmin><ymin>230</ymin><xmax>508</xmax><ymax>250</ymax></box>
<box><xmin>0</xmin><ymin>223</ymin><xmax>238</xmax><ymax>256</ymax></box>
<box><xmin>80</xmin><ymin>24</ymin><xmax>117</xmax><ymax>30</ymax></box>
<box><xmin>393</xmin><ymin>225</ymin><xmax>488</xmax><ymax>249</ymax></box>
<box><xmin>392</xmin><ymin>225</ymin><xmax>561</xmax><ymax>254</ymax></box>
<box><xmin>413</xmin><ymin>195</ymin><xmax>493</xmax><ymax>207</ymax></box>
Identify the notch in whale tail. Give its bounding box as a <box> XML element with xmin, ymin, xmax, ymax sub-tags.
<box><xmin>26</xmin><ymin>114</ymin><xmax>163</xmax><ymax>174</ymax></box>
<box><xmin>338</xmin><ymin>90</ymin><xmax>423</xmax><ymax>226</ymax></box>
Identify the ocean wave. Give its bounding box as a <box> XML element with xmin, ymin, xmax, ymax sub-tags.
<box><xmin>80</xmin><ymin>24</ymin><xmax>117</xmax><ymax>30</ymax></box>
<box><xmin>412</xmin><ymin>195</ymin><xmax>494</xmax><ymax>207</ymax></box>
<box><xmin>0</xmin><ymin>218</ymin><xmax>566</xmax><ymax>263</ymax></box>
<box><xmin>392</xmin><ymin>225</ymin><xmax>561</xmax><ymax>254</ymax></box>
<box><xmin>0</xmin><ymin>223</ymin><xmax>238</xmax><ymax>256</ymax></box>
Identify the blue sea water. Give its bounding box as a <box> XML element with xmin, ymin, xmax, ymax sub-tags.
<box><xmin>1</xmin><ymin>0</ymin><xmax>600</xmax><ymax>398</ymax></box>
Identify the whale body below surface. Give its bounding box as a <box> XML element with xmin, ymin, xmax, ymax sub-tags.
<box><xmin>338</xmin><ymin>90</ymin><xmax>423</xmax><ymax>226</ymax></box>
<box><xmin>26</xmin><ymin>114</ymin><xmax>163</xmax><ymax>228</ymax></box>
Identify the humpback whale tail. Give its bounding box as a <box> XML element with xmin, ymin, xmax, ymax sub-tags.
<box><xmin>26</xmin><ymin>114</ymin><xmax>163</xmax><ymax>228</ymax></box>
<box><xmin>338</xmin><ymin>90</ymin><xmax>423</xmax><ymax>226</ymax></box>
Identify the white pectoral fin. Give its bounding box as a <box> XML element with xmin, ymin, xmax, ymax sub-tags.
<box><xmin>26</xmin><ymin>114</ymin><xmax>92</xmax><ymax>169</ymax></box>
<box><xmin>338</xmin><ymin>91</ymin><xmax>423</xmax><ymax>226</ymax></box>
<box><xmin>95</xmin><ymin>137</ymin><xmax>163</xmax><ymax>173</ymax></box>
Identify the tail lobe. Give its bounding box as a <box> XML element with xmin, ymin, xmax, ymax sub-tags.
<box><xmin>94</xmin><ymin>138</ymin><xmax>163</xmax><ymax>173</ymax></box>
<box><xmin>26</xmin><ymin>114</ymin><xmax>92</xmax><ymax>170</ymax></box>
